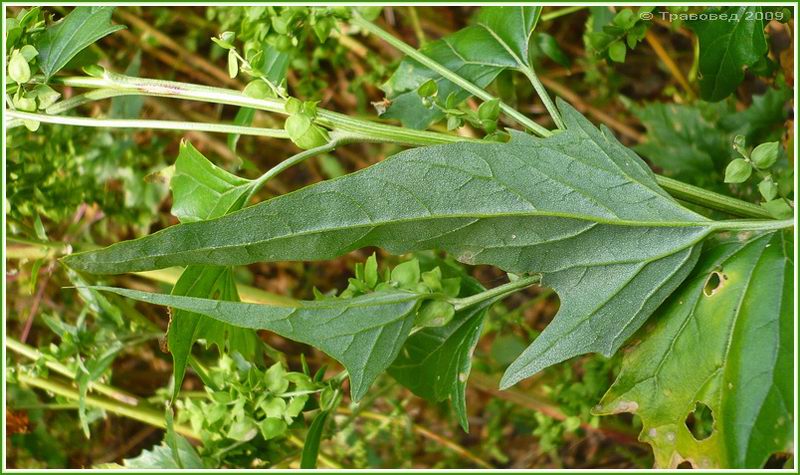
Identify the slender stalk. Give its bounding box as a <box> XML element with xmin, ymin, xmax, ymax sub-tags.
<box><xmin>39</xmin><ymin>74</ymin><xmax>779</xmax><ymax>220</ymax></box>
<box><xmin>15</xmin><ymin>373</ymin><xmax>198</xmax><ymax>439</ymax></box>
<box><xmin>349</xmin><ymin>14</ymin><xmax>552</xmax><ymax>137</ymax></box>
<box><xmin>405</xmin><ymin>6</ymin><xmax>426</xmax><ymax>46</ymax></box>
<box><xmin>540</xmin><ymin>5</ymin><xmax>588</xmax><ymax>22</ymax></box>
<box><xmin>46</xmin><ymin>88</ymin><xmax>130</xmax><ymax>114</ymax></box>
<box><xmin>452</xmin><ymin>274</ymin><xmax>541</xmax><ymax>311</ymax></box>
<box><xmin>50</xmin><ymin>73</ymin><xmax>458</xmax><ymax>146</ymax></box>
<box><xmin>6</xmin><ymin>110</ymin><xmax>289</xmax><ymax>139</ymax></box>
<box><xmin>521</xmin><ymin>66</ymin><xmax>565</xmax><ymax>129</ymax></box>
<box><xmin>656</xmin><ymin>175</ymin><xmax>772</xmax><ymax>219</ymax></box>
<box><xmin>712</xmin><ymin>219</ymin><xmax>794</xmax><ymax>232</ymax></box>
<box><xmin>247</xmin><ymin>139</ymin><xmax>345</xmax><ymax>202</ymax></box>
<box><xmin>7</xmin><ymin>337</ymin><xmax>139</xmax><ymax>405</ymax></box>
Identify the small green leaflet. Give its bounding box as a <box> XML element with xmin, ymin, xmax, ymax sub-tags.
<box><xmin>92</xmin><ymin>286</ymin><xmax>426</xmax><ymax>402</ymax></box>
<box><xmin>35</xmin><ymin>7</ymin><xmax>125</xmax><ymax>81</ymax></box>
<box><xmin>170</xmin><ymin>141</ymin><xmax>253</xmax><ymax>223</ymax></box>
<box><xmin>166</xmin><ymin>142</ymin><xmax>260</xmax><ymax>401</ymax></box>
<box><xmin>595</xmin><ymin>231</ymin><xmax>793</xmax><ymax>468</ymax></box>
<box><xmin>389</xmin><ymin>261</ymin><xmax>488</xmax><ymax>431</ymax></box>
<box><xmin>380</xmin><ymin>6</ymin><xmax>541</xmax><ymax>129</ymax></box>
<box><xmin>689</xmin><ymin>6</ymin><xmax>769</xmax><ymax>102</ymax></box>
<box><xmin>66</xmin><ymin>101</ymin><xmax>714</xmax><ymax>388</ymax></box>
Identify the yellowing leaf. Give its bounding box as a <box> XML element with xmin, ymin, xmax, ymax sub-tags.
<box><xmin>595</xmin><ymin>231</ymin><xmax>793</xmax><ymax>468</ymax></box>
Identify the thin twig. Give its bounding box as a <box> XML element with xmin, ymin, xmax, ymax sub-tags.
<box><xmin>644</xmin><ymin>30</ymin><xmax>695</xmax><ymax>100</ymax></box>
<box><xmin>19</xmin><ymin>262</ymin><xmax>55</xmax><ymax>343</ymax></box>
<box><xmin>405</xmin><ymin>6</ymin><xmax>426</xmax><ymax>47</ymax></box>
<box><xmin>538</xmin><ymin>75</ymin><xmax>643</xmax><ymax>142</ymax></box>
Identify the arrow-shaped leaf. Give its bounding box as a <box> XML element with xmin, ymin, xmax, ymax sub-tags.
<box><xmin>64</xmin><ymin>100</ymin><xmax>714</xmax><ymax>385</ymax></box>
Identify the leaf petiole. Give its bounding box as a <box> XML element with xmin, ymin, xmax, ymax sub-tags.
<box><xmin>245</xmin><ymin>138</ymin><xmax>348</xmax><ymax>202</ymax></box>
<box><xmin>520</xmin><ymin>66</ymin><xmax>565</xmax><ymax>129</ymax></box>
<box><xmin>712</xmin><ymin>218</ymin><xmax>794</xmax><ymax>232</ymax></box>
<box><xmin>451</xmin><ymin>274</ymin><xmax>541</xmax><ymax>311</ymax></box>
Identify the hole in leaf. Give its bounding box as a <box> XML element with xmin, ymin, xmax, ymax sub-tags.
<box><xmin>703</xmin><ymin>271</ymin><xmax>726</xmax><ymax>296</ymax></box>
<box><xmin>685</xmin><ymin>402</ymin><xmax>714</xmax><ymax>440</ymax></box>
<box><xmin>676</xmin><ymin>461</ymin><xmax>693</xmax><ymax>469</ymax></box>
<box><xmin>763</xmin><ymin>452</ymin><xmax>791</xmax><ymax>469</ymax></box>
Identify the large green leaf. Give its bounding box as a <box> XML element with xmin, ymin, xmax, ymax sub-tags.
<box><xmin>35</xmin><ymin>7</ymin><xmax>125</xmax><ymax>81</ymax></box>
<box><xmin>91</xmin><ymin>287</ymin><xmax>425</xmax><ymax>402</ymax></box>
<box><xmin>65</xmin><ymin>101</ymin><xmax>714</xmax><ymax>386</ymax></box>
<box><xmin>165</xmin><ymin>142</ymin><xmax>259</xmax><ymax>400</ymax></box>
<box><xmin>689</xmin><ymin>7</ymin><xmax>769</xmax><ymax>102</ymax></box>
<box><xmin>595</xmin><ymin>231</ymin><xmax>793</xmax><ymax>468</ymax></box>
<box><xmin>380</xmin><ymin>6</ymin><xmax>541</xmax><ymax>129</ymax></box>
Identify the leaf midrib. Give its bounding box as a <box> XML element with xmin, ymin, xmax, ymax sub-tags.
<box><xmin>85</xmin><ymin>210</ymin><xmax>713</xmax><ymax>269</ymax></box>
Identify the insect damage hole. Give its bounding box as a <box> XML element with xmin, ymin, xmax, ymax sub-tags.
<box><xmin>703</xmin><ymin>271</ymin><xmax>727</xmax><ymax>296</ymax></box>
<box><xmin>685</xmin><ymin>402</ymin><xmax>714</xmax><ymax>441</ymax></box>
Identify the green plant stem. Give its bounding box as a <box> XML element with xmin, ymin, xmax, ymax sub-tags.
<box><xmin>6</xmin><ymin>110</ymin><xmax>289</xmax><ymax>139</ymax></box>
<box><xmin>540</xmin><ymin>5</ymin><xmax>587</xmax><ymax>22</ymax></box>
<box><xmin>405</xmin><ymin>6</ymin><xmax>426</xmax><ymax>46</ymax></box>
<box><xmin>15</xmin><ymin>373</ymin><xmax>198</xmax><ymax>439</ymax></box>
<box><xmin>46</xmin><ymin>88</ymin><xmax>131</xmax><ymax>114</ymax></box>
<box><xmin>655</xmin><ymin>176</ymin><xmax>772</xmax><ymax>219</ymax></box>
<box><xmin>712</xmin><ymin>219</ymin><xmax>794</xmax><ymax>232</ymax></box>
<box><xmin>49</xmin><ymin>73</ymin><xmax>457</xmax><ymax>146</ymax></box>
<box><xmin>349</xmin><ymin>14</ymin><xmax>552</xmax><ymax>138</ymax></box>
<box><xmin>42</xmin><ymin>74</ymin><xmax>777</xmax><ymax>220</ymax></box>
<box><xmin>521</xmin><ymin>66</ymin><xmax>565</xmax><ymax>129</ymax></box>
<box><xmin>452</xmin><ymin>274</ymin><xmax>541</xmax><ymax>311</ymax></box>
<box><xmin>7</xmin><ymin>337</ymin><xmax>140</xmax><ymax>405</ymax></box>
<box><xmin>246</xmin><ymin>139</ymin><xmax>345</xmax><ymax>202</ymax></box>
